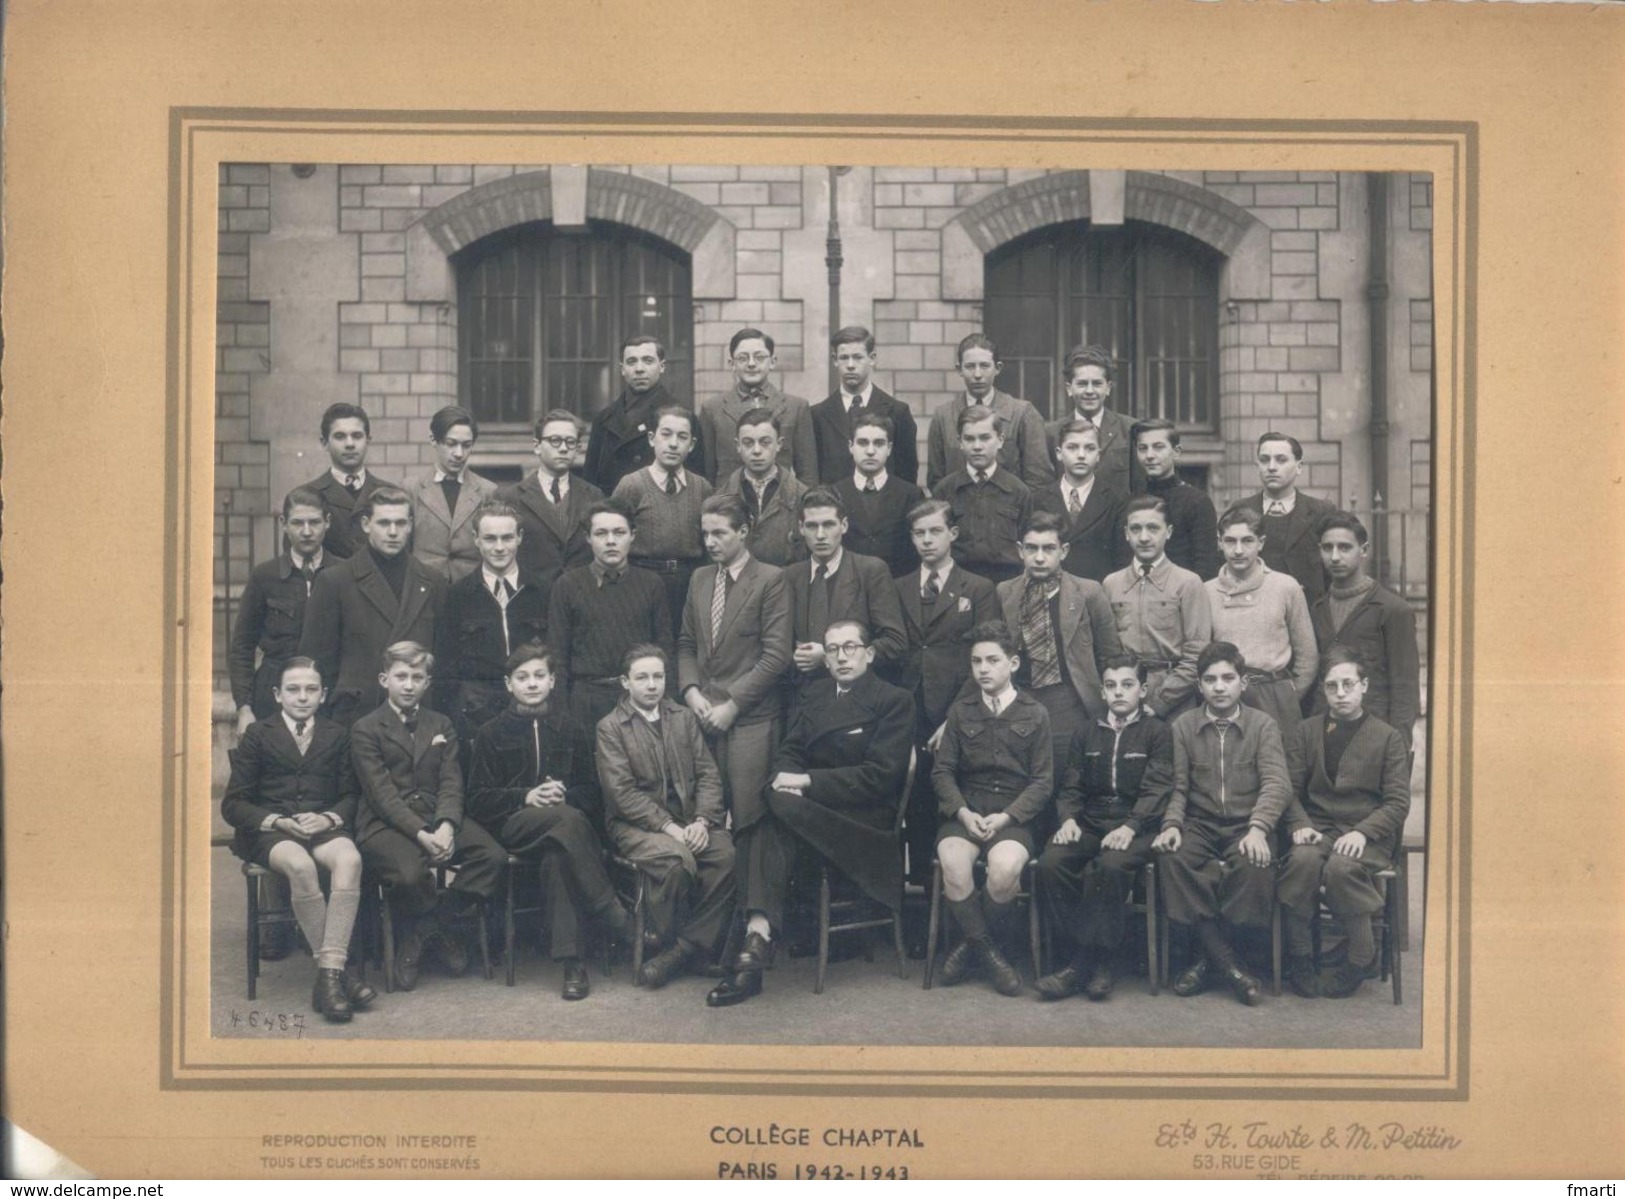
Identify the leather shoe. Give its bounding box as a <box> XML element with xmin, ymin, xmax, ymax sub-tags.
<box><xmin>705</xmin><ymin>968</ymin><xmax>763</xmax><ymax>1007</ymax></box>
<box><xmin>561</xmin><ymin>960</ymin><xmax>591</xmax><ymax>1001</ymax></box>
<box><xmin>343</xmin><ymin>970</ymin><xmax>378</xmax><ymax>1010</ymax></box>
<box><xmin>1085</xmin><ymin>961</ymin><xmax>1116</xmax><ymax>1002</ymax></box>
<box><xmin>1285</xmin><ymin>954</ymin><xmax>1320</xmax><ymax>999</ymax></box>
<box><xmin>975</xmin><ymin>938</ymin><xmax>1023</xmax><ymax>997</ymax></box>
<box><xmin>1034</xmin><ymin>964</ymin><xmax>1084</xmax><ymax>1001</ymax></box>
<box><xmin>259</xmin><ymin>919</ymin><xmax>293</xmax><ymax>961</ymax></box>
<box><xmin>394</xmin><ymin>928</ymin><xmax>423</xmax><ymax>992</ymax></box>
<box><xmin>1225</xmin><ymin>964</ymin><xmax>1263</xmax><ymax>1006</ymax></box>
<box><xmin>432</xmin><ymin>928</ymin><xmax>472</xmax><ymax>977</ymax></box>
<box><xmin>937</xmin><ymin>939</ymin><xmax>977</xmax><ymax>986</ymax></box>
<box><xmin>733</xmin><ymin>931</ymin><xmax>773</xmax><ymax>972</ymax></box>
<box><xmin>1320</xmin><ymin>956</ymin><xmax>1372</xmax><ymax>999</ymax></box>
<box><xmin>1172</xmin><ymin>957</ymin><xmax>1211</xmax><ymax>998</ymax></box>
<box><xmin>637</xmin><ymin>943</ymin><xmax>694</xmax><ymax>989</ymax></box>
<box><xmin>312</xmin><ymin>968</ymin><xmax>353</xmax><ymax>1022</ymax></box>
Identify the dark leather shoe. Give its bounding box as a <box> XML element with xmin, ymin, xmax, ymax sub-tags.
<box><xmin>638</xmin><ymin>943</ymin><xmax>693</xmax><ymax>990</ymax></box>
<box><xmin>1172</xmin><ymin>957</ymin><xmax>1211</xmax><ymax>998</ymax></box>
<box><xmin>394</xmin><ymin>929</ymin><xmax>423</xmax><ymax>992</ymax></box>
<box><xmin>1034</xmin><ymin>964</ymin><xmax>1084</xmax><ymax>1000</ymax></box>
<box><xmin>1320</xmin><ymin>956</ymin><xmax>1372</xmax><ymax>999</ymax></box>
<box><xmin>312</xmin><ymin>968</ymin><xmax>353</xmax><ymax>1022</ymax></box>
<box><xmin>975</xmin><ymin>938</ymin><xmax>1023</xmax><ymax>997</ymax></box>
<box><xmin>1285</xmin><ymin>954</ymin><xmax>1320</xmax><ymax>999</ymax></box>
<box><xmin>1225</xmin><ymin>965</ymin><xmax>1263</xmax><ymax>1006</ymax></box>
<box><xmin>734</xmin><ymin>931</ymin><xmax>773</xmax><ymax>972</ymax></box>
<box><xmin>561</xmin><ymin>960</ymin><xmax>591</xmax><ymax>1001</ymax></box>
<box><xmin>259</xmin><ymin>919</ymin><xmax>293</xmax><ymax>961</ymax></box>
<box><xmin>1085</xmin><ymin>961</ymin><xmax>1116</xmax><ymax>1002</ymax></box>
<box><xmin>343</xmin><ymin>970</ymin><xmax>378</xmax><ymax>1010</ymax></box>
<box><xmin>705</xmin><ymin>968</ymin><xmax>763</xmax><ymax>1007</ymax></box>
<box><xmin>937</xmin><ymin>939</ymin><xmax>977</xmax><ymax>986</ymax></box>
<box><xmin>432</xmin><ymin>929</ymin><xmax>471</xmax><ymax>978</ymax></box>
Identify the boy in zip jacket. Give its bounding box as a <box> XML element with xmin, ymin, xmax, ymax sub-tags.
<box><xmin>1152</xmin><ymin>640</ymin><xmax>1291</xmax><ymax>1005</ymax></box>
<box><xmin>1034</xmin><ymin>656</ymin><xmax>1173</xmax><ymax>1001</ymax></box>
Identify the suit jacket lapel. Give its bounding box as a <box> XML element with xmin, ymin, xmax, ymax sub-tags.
<box><xmin>520</xmin><ymin>476</ymin><xmax>569</xmax><ymax>544</ymax></box>
<box><xmin>923</xmin><ymin>568</ymin><xmax>960</xmax><ymax>633</ymax></box>
<box><xmin>449</xmin><ymin>473</ymin><xmax>487</xmax><ymax>531</ymax></box>
<box><xmin>1058</xmin><ymin>575</ymin><xmax>1084</xmax><ymax>644</ymax></box>
<box><xmin>351</xmin><ymin>553</ymin><xmax>399</xmax><ymax>625</ymax></box>
<box><xmin>831</xmin><ymin>557</ymin><xmax>860</xmax><ymax>619</ymax></box>
<box><xmin>716</xmin><ymin>562</ymin><xmax>753</xmax><ymax>646</ymax></box>
<box><xmin>1072</xmin><ymin>483</ymin><xmax>1113</xmax><ymax>536</ymax></box>
<box><xmin>392</xmin><ymin>561</ymin><xmax>432</xmax><ymax>639</ymax></box>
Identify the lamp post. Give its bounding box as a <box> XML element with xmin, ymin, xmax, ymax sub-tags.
<box><xmin>826</xmin><ymin>166</ymin><xmax>852</xmax><ymax>395</ymax></box>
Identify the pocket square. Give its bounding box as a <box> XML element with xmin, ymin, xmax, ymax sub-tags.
<box><xmin>957</xmin><ymin>596</ymin><xmax>971</xmax><ymax>612</ymax></box>
<box><xmin>846</xmin><ymin>727</ymin><xmax>865</xmax><ymax>735</ymax></box>
<box><xmin>430</xmin><ymin>734</ymin><xmax>448</xmax><ymax>747</ymax></box>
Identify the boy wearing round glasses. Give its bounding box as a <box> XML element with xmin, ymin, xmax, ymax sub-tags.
<box><xmin>698</xmin><ymin>327</ymin><xmax>818</xmax><ymax>486</ymax></box>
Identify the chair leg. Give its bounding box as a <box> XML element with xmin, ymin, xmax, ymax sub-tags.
<box><xmin>1396</xmin><ymin>850</ymin><xmax>1412</xmax><ymax>952</ymax></box>
<box><xmin>1158</xmin><ymin>874</ymin><xmax>1171</xmax><ymax>990</ymax></box>
<box><xmin>379</xmin><ymin>885</ymin><xmax>396</xmax><ymax>994</ymax></box>
<box><xmin>1027</xmin><ymin>872</ymin><xmax>1042</xmax><ymax>980</ymax></box>
<box><xmin>631</xmin><ymin>876</ymin><xmax>646</xmax><ymax>976</ymax></box>
<box><xmin>892</xmin><ymin>891</ymin><xmax>908</xmax><ymax>980</ymax></box>
<box><xmin>478</xmin><ymin>902</ymin><xmax>494</xmax><ymax>980</ymax></box>
<box><xmin>1387</xmin><ymin>877</ymin><xmax>1403</xmax><ymax>1006</ymax></box>
<box><xmin>1145</xmin><ymin>865</ymin><xmax>1160</xmax><ymax>997</ymax></box>
<box><xmin>504</xmin><ymin>868</ymin><xmax>518</xmax><ymax>987</ymax></box>
<box><xmin>245</xmin><ymin>874</ymin><xmax>261</xmax><ymax>1001</ymax></box>
<box><xmin>1270</xmin><ymin>899</ymin><xmax>1283</xmax><ymax>997</ymax></box>
<box><xmin>815</xmin><ymin>870</ymin><xmax>831</xmax><ymax>995</ymax></box>
<box><xmin>922</xmin><ymin>861</ymin><xmax>942</xmax><ymax>990</ymax></box>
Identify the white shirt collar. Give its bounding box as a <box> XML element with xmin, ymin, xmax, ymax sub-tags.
<box><xmin>1262</xmin><ymin>489</ymin><xmax>1297</xmax><ymax>514</ymax></box>
<box><xmin>1064</xmin><ymin>475</ymin><xmax>1096</xmax><ymax>507</ymax></box>
<box><xmin>744</xmin><ymin>465</ymin><xmax>779</xmax><ymax>491</ymax></box>
<box><xmin>812</xmin><ymin>547</ymin><xmax>844</xmax><ymax>578</ymax></box>
<box><xmin>842</xmin><ymin>383</ymin><xmax>874</xmax><ymax>410</ymax></box>
<box><xmin>634</xmin><ymin>704</ymin><xmax>662</xmax><ymax>724</ymax></box>
<box><xmin>330</xmin><ymin>466</ymin><xmax>368</xmax><ymax>487</ymax></box>
<box><xmin>483</xmin><ymin>565</ymin><xmax>521</xmax><ymax>591</ymax></box>
<box><xmin>388</xmin><ymin>700</ymin><xmax>420</xmax><ymax>722</ymax></box>
<box><xmin>722</xmin><ymin>552</ymin><xmax>752</xmax><ymax>582</ymax></box>
<box><xmin>853</xmin><ymin>468</ymin><xmax>889</xmax><ymax>491</ymax></box>
<box><xmin>291</xmin><ymin>549</ymin><xmax>324</xmax><ymax>573</ymax></box>
<box><xmin>920</xmin><ymin>562</ymin><xmax>950</xmax><ymax>589</ymax></box>
<box><xmin>650</xmin><ymin>463</ymin><xmax>685</xmax><ymax>491</ymax></box>
<box><xmin>282</xmin><ymin>711</ymin><xmax>313</xmax><ymax>736</ymax></box>
<box><xmin>983</xmin><ymin>683</ymin><xmax>1019</xmax><ymax>715</ymax></box>
<box><xmin>536</xmin><ymin>467</ymin><xmax>569</xmax><ymax>495</ymax></box>
<box><xmin>433</xmin><ymin>468</ymin><xmax>465</xmax><ymax>484</ymax></box>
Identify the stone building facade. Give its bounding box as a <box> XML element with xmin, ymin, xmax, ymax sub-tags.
<box><xmin>212</xmin><ymin>163</ymin><xmax>1434</xmax><ymax>687</ymax></box>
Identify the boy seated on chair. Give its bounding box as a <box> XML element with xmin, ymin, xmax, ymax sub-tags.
<box><xmin>1277</xmin><ymin>647</ymin><xmax>1412</xmax><ymax>999</ymax></box>
<box><xmin>1034</xmin><ymin>655</ymin><xmax>1174</xmax><ymax>1002</ymax></box>
<box><xmin>596</xmin><ymin>644</ymin><xmax>738</xmax><ymax>991</ymax></box>
<box><xmin>352</xmin><ymin>641</ymin><xmax>506</xmax><ymax>991</ymax></box>
<box><xmin>465</xmin><ymin>642</ymin><xmax>634</xmax><ymax>1001</ymax></box>
<box><xmin>221</xmin><ymin>657</ymin><xmax>377</xmax><ymax>1022</ymax></box>
<box><xmin>1152</xmin><ymin>640</ymin><xmax>1292</xmax><ymax>1006</ymax></box>
<box><xmin>930</xmin><ymin>620</ymin><xmax>1055</xmax><ymax>997</ymax></box>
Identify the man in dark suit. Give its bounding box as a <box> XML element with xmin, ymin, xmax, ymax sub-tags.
<box><xmin>1044</xmin><ymin>345</ymin><xmax>1141</xmax><ymax>497</ymax></box>
<box><xmin>784</xmin><ymin>488</ymin><xmax>909</xmax><ymax>705</ymax></box>
<box><xmin>1240</xmin><ymin>431</ymin><xmax>1335</xmax><ymax>608</ymax></box>
<box><xmin>505</xmin><ymin>409</ymin><xmax>605</xmax><ymax>587</ymax></box>
<box><xmin>1032</xmin><ymin>418</ymin><xmax>1131</xmax><ymax>582</ymax></box>
<box><xmin>677</xmin><ymin>493</ymin><xmax>793</xmax><ymax>834</ymax></box>
<box><xmin>1278</xmin><ymin>647</ymin><xmax>1411</xmax><ymax>999</ymax></box>
<box><xmin>583</xmin><ymin>334</ymin><xmax>703</xmax><ymax>492</ymax></box>
<box><xmin>433</xmin><ymin>500</ymin><xmax>550</xmax><ymax>741</ymax></box>
<box><xmin>833</xmin><ymin>412</ymin><xmax>925</xmax><ymax>576</ymax></box>
<box><xmin>302</xmin><ymin>402</ymin><xmax>398</xmax><ymax>560</ymax></box>
<box><xmin>352</xmin><ymin>641</ymin><xmax>506</xmax><ymax>990</ymax></box>
<box><xmin>707</xmin><ymin>618</ymin><xmax>915</xmax><ymax>1007</ymax></box>
<box><xmin>299</xmin><ymin>486</ymin><xmax>448</xmax><ymax>727</ymax></box>
<box><xmin>811</xmin><ymin>325</ymin><xmax>919</xmax><ymax>486</ymax></box>
<box><xmin>886</xmin><ymin>498</ymin><xmax>999</xmax><ymax>892</ymax></box>
<box><xmin>230</xmin><ymin>485</ymin><xmax>336</xmax><ymax>736</ymax></box>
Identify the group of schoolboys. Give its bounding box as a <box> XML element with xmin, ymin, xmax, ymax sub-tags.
<box><xmin>224</xmin><ymin>326</ymin><xmax>1419</xmax><ymax>1024</ymax></box>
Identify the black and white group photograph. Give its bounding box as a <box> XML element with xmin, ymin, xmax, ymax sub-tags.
<box><xmin>208</xmin><ymin>160</ymin><xmax>1434</xmax><ymax>1050</ymax></box>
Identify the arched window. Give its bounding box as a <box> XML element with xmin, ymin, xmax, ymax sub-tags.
<box><xmin>985</xmin><ymin>220</ymin><xmax>1221</xmax><ymax>431</ymax></box>
<box><xmin>455</xmin><ymin>221</ymin><xmax>694</xmax><ymax>428</ymax></box>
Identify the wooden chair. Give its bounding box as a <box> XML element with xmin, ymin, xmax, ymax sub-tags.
<box><xmin>922</xmin><ymin>858</ymin><xmax>1043</xmax><ymax>990</ymax></box>
<box><xmin>1155</xmin><ymin>859</ymin><xmax>1283</xmax><ymax>996</ymax></box>
<box><xmin>1037</xmin><ymin>859</ymin><xmax>1163</xmax><ymax>997</ymax></box>
<box><xmin>497</xmin><ymin>853</ymin><xmax>617</xmax><ymax>986</ymax></box>
<box><xmin>1308</xmin><ymin>867</ymin><xmax>1404</xmax><ymax>1005</ymax></box>
<box><xmin>810</xmin><ymin>749</ymin><xmax>916</xmax><ymax>994</ymax></box>
<box><xmin>241</xmin><ymin>861</ymin><xmax>300</xmax><ymax>1001</ymax></box>
<box><xmin>376</xmin><ymin>866</ymin><xmax>493</xmax><ymax>993</ymax></box>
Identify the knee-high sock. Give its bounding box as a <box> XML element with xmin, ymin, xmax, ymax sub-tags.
<box><xmin>1344</xmin><ymin>913</ymin><xmax>1375</xmax><ymax>966</ymax></box>
<box><xmin>318</xmin><ymin>887</ymin><xmax>360</xmax><ymax>971</ymax></box>
<box><xmin>981</xmin><ymin>890</ymin><xmax>1018</xmax><ymax>951</ymax></box>
<box><xmin>1195</xmin><ymin>918</ymin><xmax>1237</xmax><ymax>971</ymax></box>
<box><xmin>288</xmin><ymin>887</ymin><xmax>327</xmax><ymax>964</ymax></box>
<box><xmin>948</xmin><ymin>894</ymin><xmax>988</xmax><ymax>942</ymax></box>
